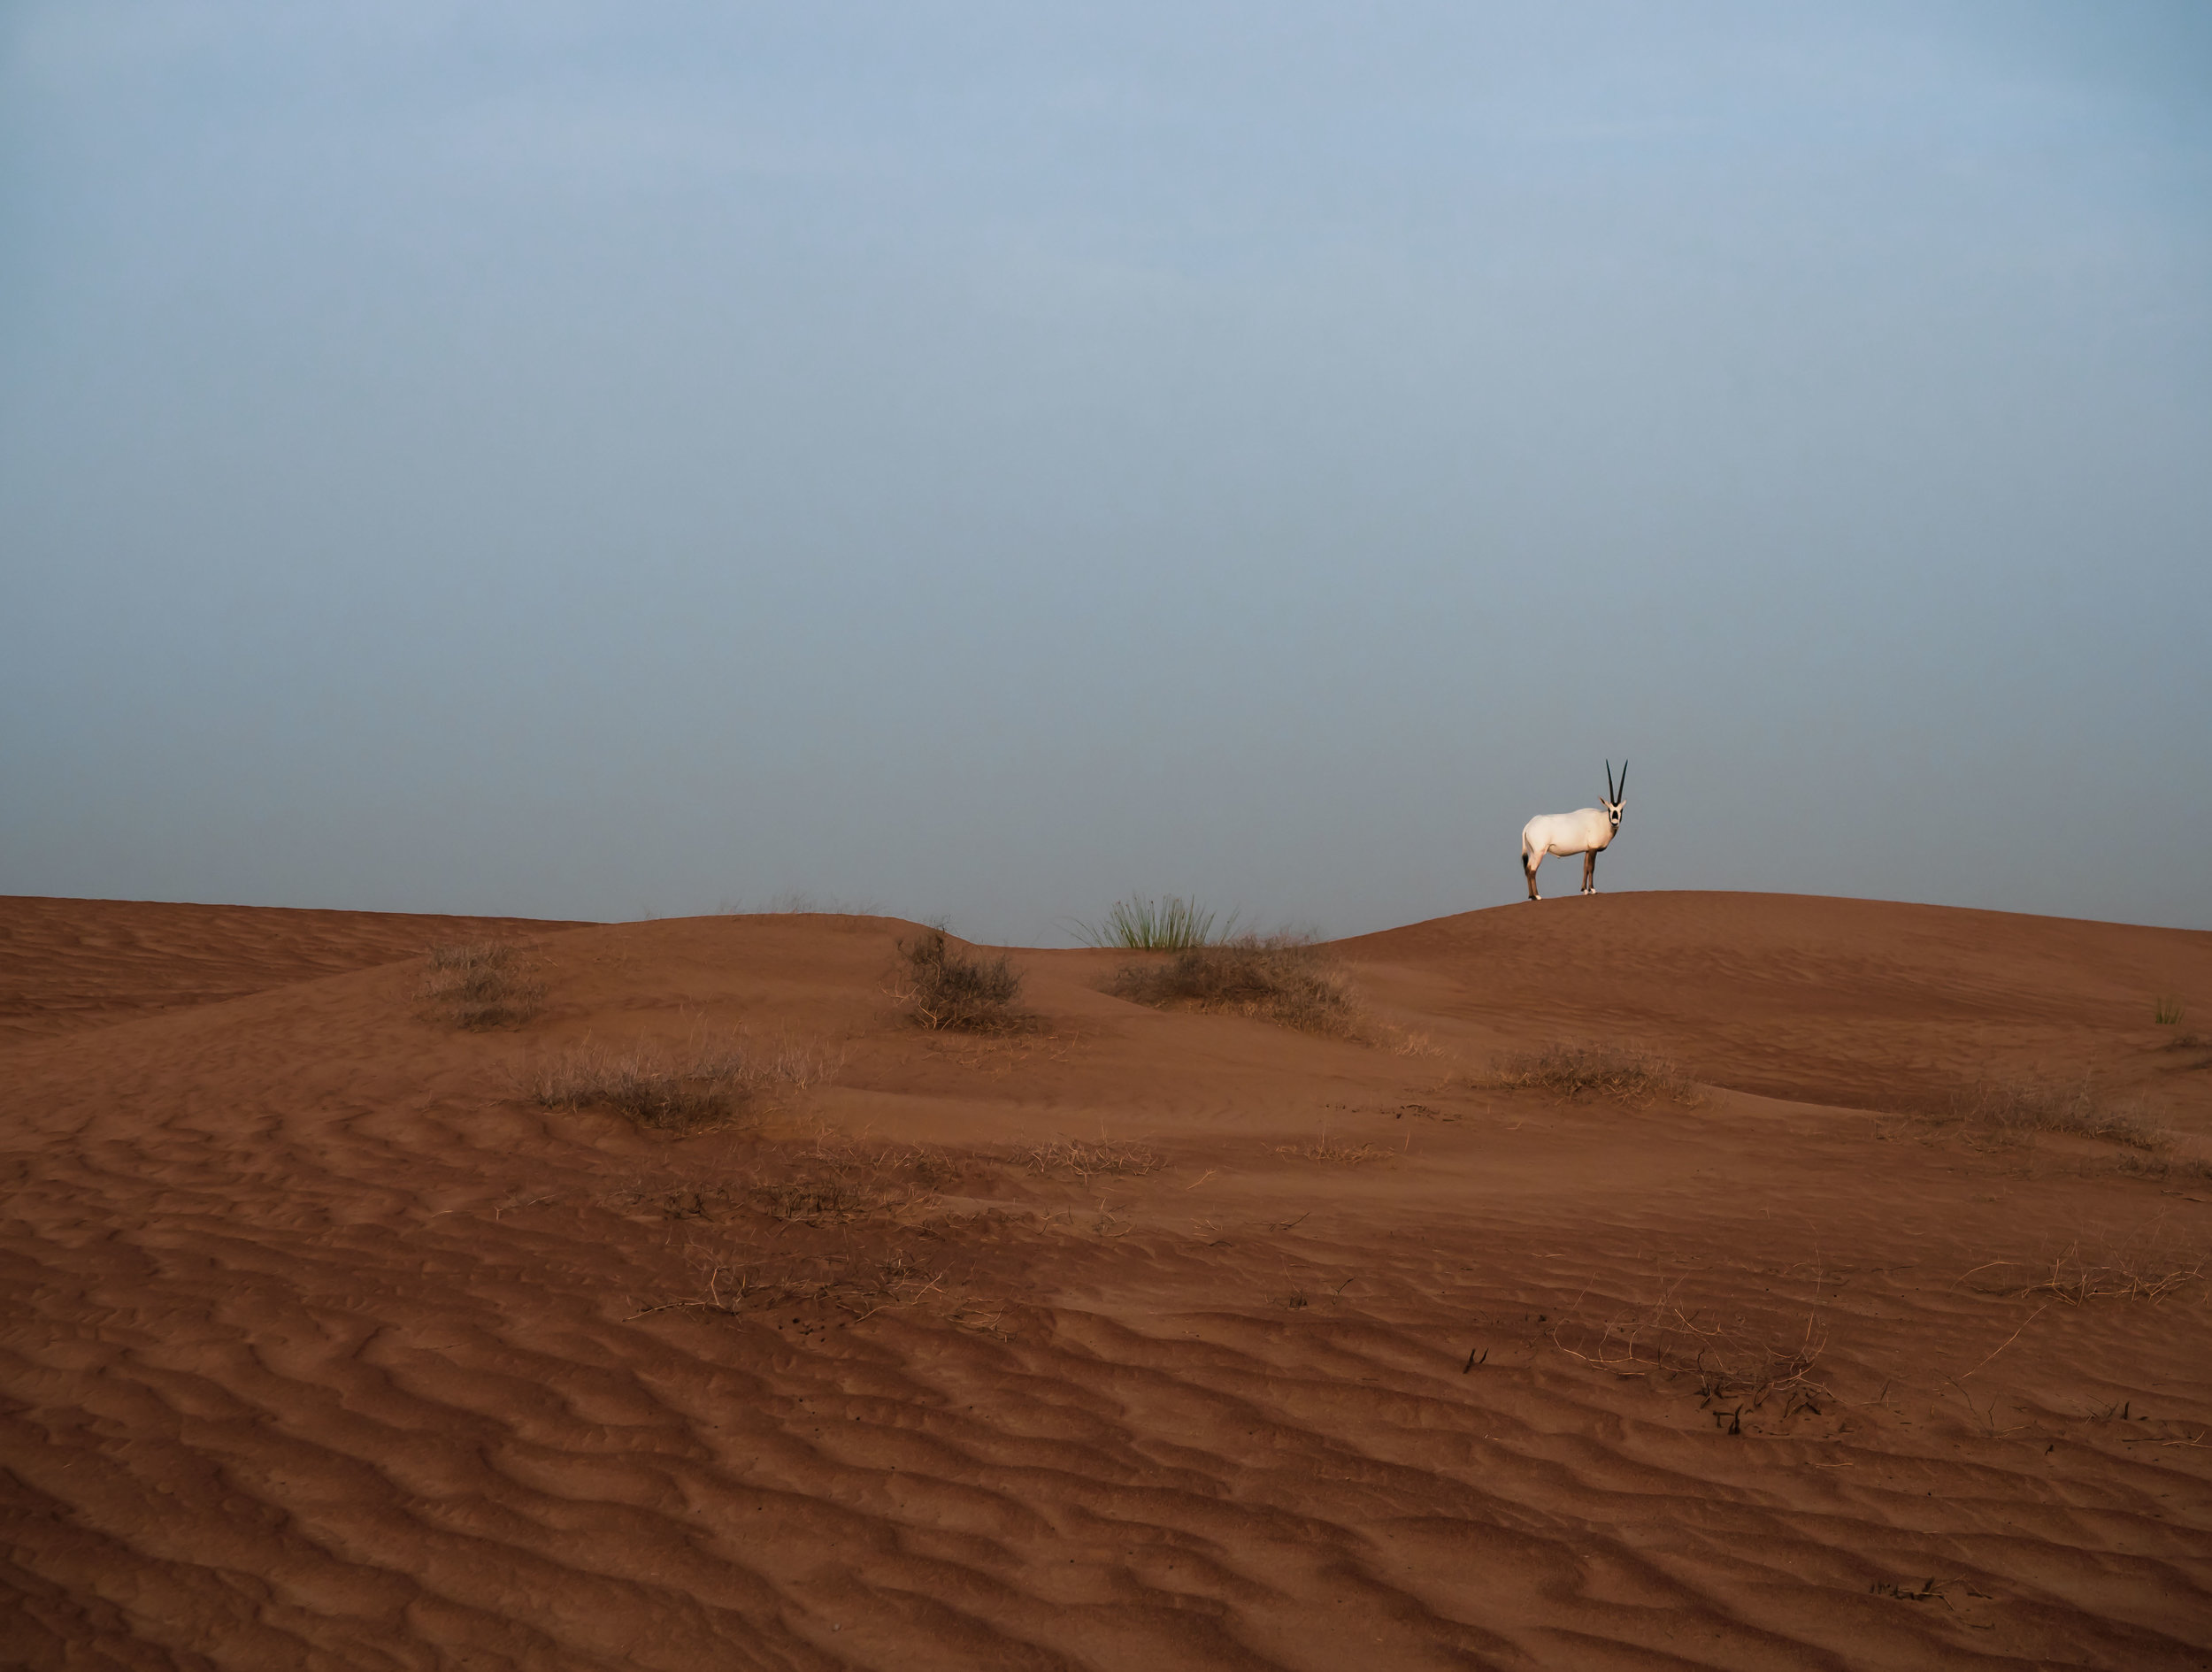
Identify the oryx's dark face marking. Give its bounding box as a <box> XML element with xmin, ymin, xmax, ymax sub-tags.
<box><xmin>1603</xmin><ymin>758</ymin><xmax>1627</xmax><ymax>833</ymax></box>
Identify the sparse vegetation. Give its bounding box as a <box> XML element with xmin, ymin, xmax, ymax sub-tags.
<box><xmin>1075</xmin><ymin>894</ymin><xmax>1239</xmax><ymax>950</ymax></box>
<box><xmin>1551</xmin><ymin>1280</ymin><xmax>1828</xmax><ymax>1422</ymax></box>
<box><xmin>532</xmin><ymin>1031</ymin><xmax>839</xmax><ymax>1132</ymax></box>
<box><xmin>1870</xmin><ymin>1577</ymin><xmax>1988</xmax><ymax>1607</ymax></box>
<box><xmin>1273</xmin><ymin>1134</ymin><xmax>1392</xmax><ymax>1165</ymax></box>
<box><xmin>1022</xmin><ymin>1138</ymin><xmax>1164</xmax><ymax>1180</ymax></box>
<box><xmin>1961</xmin><ymin>1240</ymin><xmax>2205</xmax><ymax>1305</ymax></box>
<box><xmin>750</xmin><ymin>1176</ymin><xmax>910</xmax><ymax>1226</ymax></box>
<box><xmin>1377</xmin><ymin>1025</ymin><xmax>1442</xmax><ymax>1058</ymax></box>
<box><xmin>1955</xmin><ymin>1077</ymin><xmax>2168</xmax><ymax>1151</ymax></box>
<box><xmin>747</xmin><ymin>1131</ymin><xmax>958</xmax><ymax>1222</ymax></box>
<box><xmin>2154</xmin><ymin>994</ymin><xmax>2185</xmax><ymax>1026</ymax></box>
<box><xmin>1489</xmin><ymin>1043</ymin><xmax>1698</xmax><ymax>1104</ymax></box>
<box><xmin>419</xmin><ymin>941</ymin><xmax>546</xmax><ymax>1030</ymax></box>
<box><xmin>717</xmin><ymin>891</ymin><xmax>886</xmax><ymax>917</ymax></box>
<box><xmin>895</xmin><ymin>929</ymin><xmax>1032</xmax><ymax>1032</ymax></box>
<box><xmin>618</xmin><ymin>1132</ymin><xmax>979</xmax><ymax>1327</ymax></box>
<box><xmin>1108</xmin><ymin>934</ymin><xmax>1362</xmax><ymax>1034</ymax></box>
<box><xmin>632</xmin><ymin>1247</ymin><xmax>946</xmax><ymax>1325</ymax></box>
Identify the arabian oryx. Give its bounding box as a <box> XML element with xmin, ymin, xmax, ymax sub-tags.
<box><xmin>1519</xmin><ymin>761</ymin><xmax>1626</xmax><ymax>901</ymax></box>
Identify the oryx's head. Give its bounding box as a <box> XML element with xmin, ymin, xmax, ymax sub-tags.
<box><xmin>1602</xmin><ymin>759</ymin><xmax>1627</xmax><ymax>833</ymax></box>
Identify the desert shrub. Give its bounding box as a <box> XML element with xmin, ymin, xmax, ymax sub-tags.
<box><xmin>1955</xmin><ymin>1078</ymin><xmax>2168</xmax><ymax>1151</ymax></box>
<box><xmin>896</xmin><ymin>929</ymin><xmax>1030</xmax><ymax>1032</ymax></box>
<box><xmin>2154</xmin><ymin>994</ymin><xmax>2185</xmax><ymax>1026</ymax></box>
<box><xmin>1108</xmin><ymin>935</ymin><xmax>1361</xmax><ymax>1034</ymax></box>
<box><xmin>532</xmin><ymin>1031</ymin><xmax>837</xmax><ymax>1132</ymax></box>
<box><xmin>419</xmin><ymin>941</ymin><xmax>546</xmax><ymax>1030</ymax></box>
<box><xmin>1490</xmin><ymin>1043</ymin><xmax>1698</xmax><ymax>1103</ymax></box>
<box><xmin>1075</xmin><ymin>894</ymin><xmax>1239</xmax><ymax>950</ymax></box>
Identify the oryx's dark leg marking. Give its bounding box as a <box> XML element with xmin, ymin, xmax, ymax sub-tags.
<box><xmin>1583</xmin><ymin>850</ymin><xmax>1597</xmax><ymax>894</ymax></box>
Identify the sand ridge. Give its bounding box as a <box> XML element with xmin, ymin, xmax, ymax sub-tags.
<box><xmin>2</xmin><ymin>894</ymin><xmax>2208</xmax><ymax>1668</ymax></box>
<box><xmin>0</xmin><ymin>895</ymin><xmax>593</xmax><ymax>1042</ymax></box>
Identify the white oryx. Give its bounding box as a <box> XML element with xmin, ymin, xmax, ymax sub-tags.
<box><xmin>1519</xmin><ymin>760</ymin><xmax>1626</xmax><ymax>901</ymax></box>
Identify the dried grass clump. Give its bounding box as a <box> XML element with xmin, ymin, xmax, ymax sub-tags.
<box><xmin>1492</xmin><ymin>1043</ymin><xmax>1698</xmax><ymax>1104</ymax></box>
<box><xmin>1022</xmin><ymin>1138</ymin><xmax>1164</xmax><ymax>1180</ymax></box>
<box><xmin>896</xmin><ymin>929</ymin><xmax>1032</xmax><ymax>1032</ymax></box>
<box><xmin>419</xmin><ymin>941</ymin><xmax>546</xmax><ymax>1030</ymax></box>
<box><xmin>1956</xmin><ymin>1078</ymin><xmax>2169</xmax><ymax>1152</ymax></box>
<box><xmin>533</xmin><ymin>1031</ymin><xmax>839</xmax><ymax>1132</ymax></box>
<box><xmin>1108</xmin><ymin>935</ymin><xmax>1362</xmax><ymax>1035</ymax></box>
<box><xmin>1273</xmin><ymin>1135</ymin><xmax>1392</xmax><ymax>1166</ymax></box>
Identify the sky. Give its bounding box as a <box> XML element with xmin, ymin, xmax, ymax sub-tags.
<box><xmin>3</xmin><ymin>2</ymin><xmax>2208</xmax><ymax>942</ymax></box>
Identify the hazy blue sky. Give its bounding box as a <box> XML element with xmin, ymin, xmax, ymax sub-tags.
<box><xmin>4</xmin><ymin>3</ymin><xmax>2208</xmax><ymax>940</ymax></box>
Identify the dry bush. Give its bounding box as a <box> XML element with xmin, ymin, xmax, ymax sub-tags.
<box><xmin>895</xmin><ymin>929</ymin><xmax>1032</xmax><ymax>1032</ymax></box>
<box><xmin>1552</xmin><ymin>1281</ymin><xmax>1828</xmax><ymax>1420</ymax></box>
<box><xmin>419</xmin><ymin>941</ymin><xmax>547</xmax><ymax>1030</ymax></box>
<box><xmin>1108</xmin><ymin>935</ymin><xmax>1362</xmax><ymax>1035</ymax></box>
<box><xmin>1955</xmin><ymin>1078</ymin><xmax>2169</xmax><ymax>1151</ymax></box>
<box><xmin>1490</xmin><ymin>1043</ymin><xmax>1698</xmax><ymax>1104</ymax></box>
<box><xmin>1022</xmin><ymin>1138</ymin><xmax>1164</xmax><ymax>1180</ymax></box>
<box><xmin>1961</xmin><ymin>1240</ymin><xmax>2205</xmax><ymax>1306</ymax></box>
<box><xmin>532</xmin><ymin>1031</ymin><xmax>839</xmax><ymax>1132</ymax></box>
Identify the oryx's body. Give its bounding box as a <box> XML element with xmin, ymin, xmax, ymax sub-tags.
<box><xmin>1520</xmin><ymin>760</ymin><xmax>1626</xmax><ymax>901</ymax></box>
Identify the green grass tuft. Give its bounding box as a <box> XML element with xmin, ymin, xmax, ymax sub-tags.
<box><xmin>1074</xmin><ymin>894</ymin><xmax>1239</xmax><ymax>950</ymax></box>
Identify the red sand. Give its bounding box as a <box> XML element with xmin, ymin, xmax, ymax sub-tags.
<box><xmin>3</xmin><ymin>892</ymin><xmax>2208</xmax><ymax>1668</ymax></box>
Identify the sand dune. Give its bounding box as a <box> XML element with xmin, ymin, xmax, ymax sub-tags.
<box><xmin>3</xmin><ymin>893</ymin><xmax>2208</xmax><ymax>1668</ymax></box>
<box><xmin>0</xmin><ymin>896</ymin><xmax>588</xmax><ymax>1042</ymax></box>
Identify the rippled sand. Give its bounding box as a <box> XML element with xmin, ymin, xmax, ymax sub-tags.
<box><xmin>4</xmin><ymin>894</ymin><xmax>2208</xmax><ymax>1668</ymax></box>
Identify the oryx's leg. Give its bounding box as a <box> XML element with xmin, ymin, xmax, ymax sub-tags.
<box><xmin>1523</xmin><ymin>846</ymin><xmax>1542</xmax><ymax>901</ymax></box>
<box><xmin>1582</xmin><ymin>850</ymin><xmax>1597</xmax><ymax>894</ymax></box>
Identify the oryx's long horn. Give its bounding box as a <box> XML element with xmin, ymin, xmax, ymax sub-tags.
<box><xmin>1617</xmin><ymin>759</ymin><xmax>1627</xmax><ymax>798</ymax></box>
<box><xmin>1606</xmin><ymin>760</ymin><xmax>1616</xmax><ymax>801</ymax></box>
